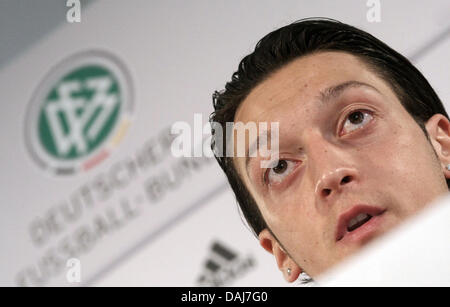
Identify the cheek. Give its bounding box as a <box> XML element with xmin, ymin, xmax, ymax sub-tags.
<box><xmin>271</xmin><ymin>202</ymin><xmax>326</xmax><ymax>253</ymax></box>
<box><xmin>366</xmin><ymin>123</ymin><xmax>445</xmax><ymax>211</ymax></box>
<box><xmin>263</xmin><ymin>194</ymin><xmax>318</xmax><ymax>242</ymax></box>
<box><xmin>395</xmin><ymin>132</ymin><xmax>439</xmax><ymax>183</ymax></box>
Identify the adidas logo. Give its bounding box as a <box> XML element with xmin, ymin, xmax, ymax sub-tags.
<box><xmin>196</xmin><ymin>241</ymin><xmax>255</xmax><ymax>287</ymax></box>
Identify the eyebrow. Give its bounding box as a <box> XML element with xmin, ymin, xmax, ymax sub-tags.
<box><xmin>318</xmin><ymin>80</ymin><xmax>380</xmax><ymax>105</ymax></box>
<box><xmin>244</xmin><ymin>80</ymin><xmax>380</xmax><ymax>175</ymax></box>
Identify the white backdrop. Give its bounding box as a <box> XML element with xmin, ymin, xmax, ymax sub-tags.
<box><xmin>0</xmin><ymin>0</ymin><xmax>449</xmax><ymax>286</ymax></box>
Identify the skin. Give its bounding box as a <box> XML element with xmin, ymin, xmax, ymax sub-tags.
<box><xmin>232</xmin><ymin>51</ymin><xmax>450</xmax><ymax>281</ymax></box>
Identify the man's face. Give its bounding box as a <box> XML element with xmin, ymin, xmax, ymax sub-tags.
<box><xmin>233</xmin><ymin>51</ymin><xmax>449</xmax><ymax>278</ymax></box>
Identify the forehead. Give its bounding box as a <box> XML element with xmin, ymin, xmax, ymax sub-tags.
<box><xmin>234</xmin><ymin>51</ymin><xmax>387</xmax><ymax>123</ymax></box>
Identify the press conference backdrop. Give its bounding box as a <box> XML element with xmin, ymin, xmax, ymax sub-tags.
<box><xmin>0</xmin><ymin>0</ymin><xmax>449</xmax><ymax>287</ymax></box>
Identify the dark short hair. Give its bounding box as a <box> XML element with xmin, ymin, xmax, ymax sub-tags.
<box><xmin>210</xmin><ymin>18</ymin><xmax>449</xmax><ymax>237</ymax></box>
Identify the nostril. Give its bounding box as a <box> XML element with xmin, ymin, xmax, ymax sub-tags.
<box><xmin>322</xmin><ymin>188</ymin><xmax>332</xmax><ymax>197</ymax></box>
<box><xmin>341</xmin><ymin>175</ymin><xmax>352</xmax><ymax>184</ymax></box>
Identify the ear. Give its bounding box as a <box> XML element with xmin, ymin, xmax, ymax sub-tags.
<box><xmin>425</xmin><ymin>114</ymin><xmax>450</xmax><ymax>178</ymax></box>
<box><xmin>258</xmin><ymin>228</ymin><xmax>302</xmax><ymax>283</ymax></box>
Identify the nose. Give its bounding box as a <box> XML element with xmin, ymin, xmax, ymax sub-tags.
<box><xmin>315</xmin><ymin>167</ymin><xmax>358</xmax><ymax>199</ymax></box>
<box><xmin>308</xmin><ymin>134</ymin><xmax>359</xmax><ymax>201</ymax></box>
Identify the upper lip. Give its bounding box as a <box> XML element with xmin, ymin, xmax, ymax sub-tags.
<box><xmin>335</xmin><ymin>204</ymin><xmax>386</xmax><ymax>242</ymax></box>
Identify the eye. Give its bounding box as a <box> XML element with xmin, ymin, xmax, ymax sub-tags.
<box><xmin>264</xmin><ymin>160</ymin><xmax>298</xmax><ymax>185</ymax></box>
<box><xmin>341</xmin><ymin>110</ymin><xmax>373</xmax><ymax>135</ymax></box>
